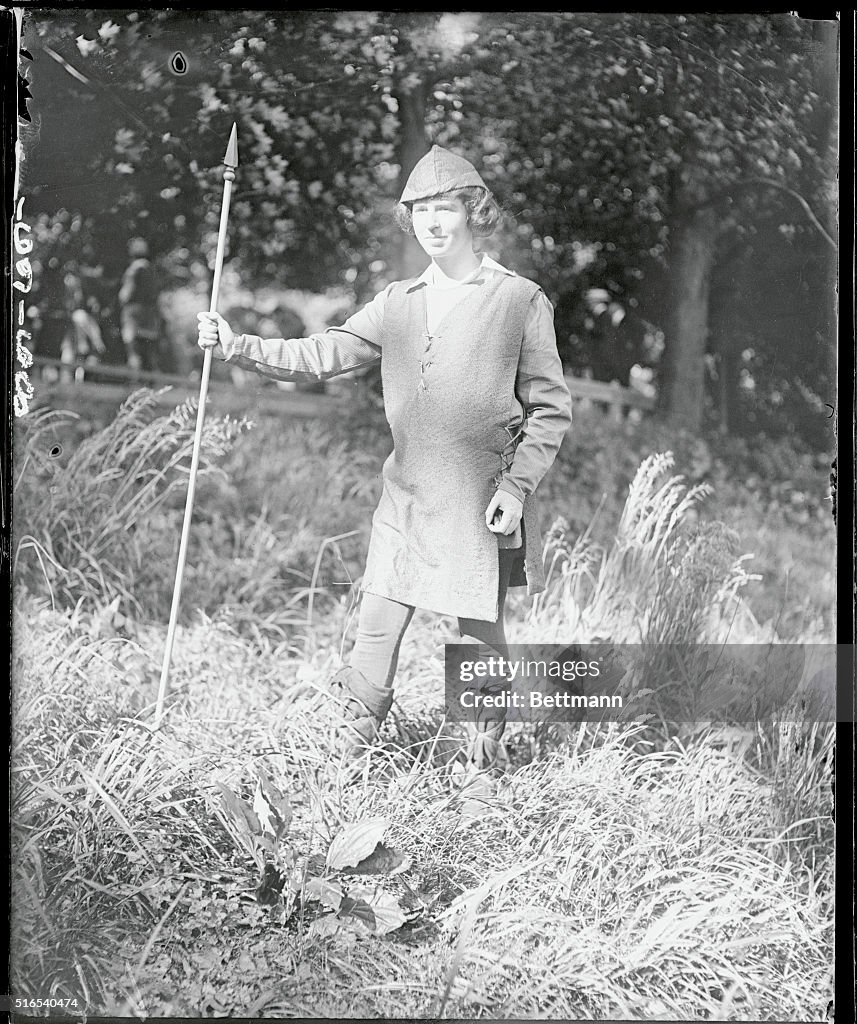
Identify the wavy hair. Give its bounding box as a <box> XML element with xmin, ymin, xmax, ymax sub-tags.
<box><xmin>395</xmin><ymin>186</ymin><xmax>502</xmax><ymax>238</ymax></box>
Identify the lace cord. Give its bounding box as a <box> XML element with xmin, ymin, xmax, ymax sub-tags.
<box><xmin>492</xmin><ymin>422</ymin><xmax>525</xmax><ymax>489</ymax></box>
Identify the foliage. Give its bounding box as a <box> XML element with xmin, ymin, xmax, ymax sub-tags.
<box><xmin>13</xmin><ymin>393</ymin><xmax>833</xmax><ymax>643</ymax></box>
<box><xmin>22</xmin><ymin>10</ymin><xmax>836</xmax><ymax>441</ymax></box>
<box><xmin>541</xmin><ymin>408</ymin><xmax>834</xmax><ymax>640</ymax></box>
<box><xmin>216</xmin><ymin>785</ymin><xmax>415</xmax><ymax>937</ymax></box>
<box><xmin>12</xmin><ymin>393</ymin><xmax>381</xmax><ymax>638</ymax></box>
<box><xmin>10</xmin><ymin>398</ymin><xmax>834</xmax><ymax>1014</ymax></box>
<box><xmin>462</xmin><ymin>12</ymin><xmax>835</xmax><ymax>433</ymax></box>
<box><xmin>11</xmin><ymin>593</ymin><xmax>833</xmax><ymax>1018</ymax></box>
<box><xmin>543</xmin><ymin>406</ymin><xmax>833</xmax><ymax>539</ymax></box>
<box><xmin>13</xmin><ymin>391</ymin><xmax>249</xmax><ymax>618</ymax></box>
<box><xmin>527</xmin><ymin>452</ymin><xmax>759</xmax><ymax>646</ymax></box>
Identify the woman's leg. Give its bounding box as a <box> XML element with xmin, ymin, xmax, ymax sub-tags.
<box><xmin>334</xmin><ymin>554</ymin><xmax>514</xmax><ymax>756</ymax></box>
<box><xmin>456</xmin><ymin>549</ymin><xmax>519</xmax><ymax>770</ymax></box>
<box><xmin>327</xmin><ymin>593</ymin><xmax>415</xmax><ymax>754</ymax></box>
<box><xmin>456</xmin><ymin>548</ymin><xmax>518</xmax><ymax>651</ymax></box>
<box><xmin>349</xmin><ymin>592</ymin><xmax>415</xmax><ymax>693</ymax></box>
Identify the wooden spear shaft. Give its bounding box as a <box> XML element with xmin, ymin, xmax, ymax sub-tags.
<box><xmin>154</xmin><ymin>123</ymin><xmax>239</xmax><ymax>724</ymax></box>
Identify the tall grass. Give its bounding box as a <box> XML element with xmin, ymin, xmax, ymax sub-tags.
<box><xmin>526</xmin><ymin>451</ymin><xmax>761</xmax><ymax>645</ymax></box>
<box><xmin>178</xmin><ymin>417</ymin><xmax>382</xmax><ymax>645</ymax></box>
<box><xmin>14</xmin><ymin>391</ymin><xmax>833</xmax><ymax>644</ymax></box>
<box><xmin>13</xmin><ymin>394</ymin><xmax>386</xmax><ymax>643</ymax></box>
<box><xmin>517</xmin><ymin>454</ymin><xmax>834</xmax><ymax>873</ymax></box>
<box><xmin>10</xmin><ymin>421</ymin><xmax>833</xmax><ymax>1019</ymax></box>
<box><xmin>13</xmin><ymin>390</ymin><xmax>249</xmax><ymax>618</ymax></box>
<box><xmin>11</xmin><ymin>597</ymin><xmax>832</xmax><ymax>1018</ymax></box>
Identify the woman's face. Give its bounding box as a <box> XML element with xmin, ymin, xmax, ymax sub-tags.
<box><xmin>411</xmin><ymin>195</ymin><xmax>474</xmax><ymax>262</ymax></box>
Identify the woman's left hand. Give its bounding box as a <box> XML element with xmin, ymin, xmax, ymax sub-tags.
<box><xmin>485</xmin><ymin>489</ymin><xmax>523</xmax><ymax>535</ymax></box>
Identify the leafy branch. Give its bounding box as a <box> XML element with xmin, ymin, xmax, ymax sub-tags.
<box><xmin>682</xmin><ymin>177</ymin><xmax>837</xmax><ymax>250</ymax></box>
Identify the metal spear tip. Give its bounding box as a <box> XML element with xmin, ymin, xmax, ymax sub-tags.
<box><xmin>223</xmin><ymin>122</ymin><xmax>238</xmax><ymax>168</ymax></box>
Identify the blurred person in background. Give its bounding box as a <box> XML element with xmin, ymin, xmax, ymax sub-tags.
<box><xmin>31</xmin><ymin>258</ymin><xmax>87</xmax><ymax>384</ymax></box>
<box><xmin>67</xmin><ymin>269</ymin><xmax>107</xmax><ymax>381</ymax></box>
<box><xmin>119</xmin><ymin>237</ymin><xmax>169</xmax><ymax>374</ymax></box>
<box><xmin>197</xmin><ymin>146</ymin><xmax>572</xmax><ymax>776</ymax></box>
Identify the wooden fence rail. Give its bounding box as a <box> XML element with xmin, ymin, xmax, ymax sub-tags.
<box><xmin>563</xmin><ymin>375</ymin><xmax>656</xmax><ymax>417</ymax></box>
<box><xmin>27</xmin><ymin>357</ymin><xmax>344</xmax><ymax>419</ymax></box>
<box><xmin>28</xmin><ymin>356</ymin><xmax>656</xmax><ymax>420</ymax></box>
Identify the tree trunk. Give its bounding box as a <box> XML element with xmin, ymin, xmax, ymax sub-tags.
<box><xmin>659</xmin><ymin>207</ymin><xmax>718</xmax><ymax>432</ymax></box>
<box><xmin>707</xmin><ymin>237</ymin><xmax>749</xmax><ymax>435</ymax></box>
<box><xmin>394</xmin><ymin>78</ymin><xmax>430</xmax><ymax>280</ymax></box>
<box><xmin>717</xmin><ymin>348</ymin><xmax>741</xmax><ymax>434</ymax></box>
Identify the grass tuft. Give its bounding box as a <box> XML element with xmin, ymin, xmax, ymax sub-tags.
<box><xmin>14</xmin><ymin>390</ymin><xmax>249</xmax><ymax>620</ymax></box>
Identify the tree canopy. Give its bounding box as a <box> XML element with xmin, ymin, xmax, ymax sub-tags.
<box><xmin>21</xmin><ymin>10</ymin><xmax>837</xmax><ymax>444</ymax></box>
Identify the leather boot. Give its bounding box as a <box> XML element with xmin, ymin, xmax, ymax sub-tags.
<box><xmin>464</xmin><ymin>693</ymin><xmax>509</xmax><ymax>772</ymax></box>
<box><xmin>326</xmin><ymin>665</ymin><xmax>394</xmax><ymax>757</ymax></box>
<box><xmin>458</xmin><ymin>637</ymin><xmax>510</xmax><ymax>774</ymax></box>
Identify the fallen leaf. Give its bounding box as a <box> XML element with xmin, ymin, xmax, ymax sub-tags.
<box><xmin>342</xmin><ymin>885</ymin><xmax>410</xmax><ymax>935</ymax></box>
<box><xmin>307</xmin><ymin>915</ymin><xmax>342</xmax><ymax>939</ymax></box>
<box><xmin>338</xmin><ymin>896</ymin><xmax>376</xmax><ymax>930</ymax></box>
<box><xmin>303</xmin><ymin>877</ymin><xmax>343</xmax><ymax>911</ymax></box>
<box><xmin>326</xmin><ymin>816</ymin><xmax>387</xmax><ymax>871</ymax></box>
<box><xmin>349</xmin><ymin>843</ymin><xmax>411</xmax><ymax>876</ymax></box>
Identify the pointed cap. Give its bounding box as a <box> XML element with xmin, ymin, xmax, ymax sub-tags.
<box><xmin>223</xmin><ymin>123</ymin><xmax>238</xmax><ymax>167</ymax></box>
<box><xmin>399</xmin><ymin>145</ymin><xmax>486</xmax><ymax>203</ymax></box>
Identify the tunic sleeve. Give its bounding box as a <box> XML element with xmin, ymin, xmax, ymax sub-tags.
<box><xmin>496</xmin><ymin>290</ymin><xmax>572</xmax><ymax>503</ymax></box>
<box><xmin>219</xmin><ymin>287</ymin><xmax>387</xmax><ymax>383</ymax></box>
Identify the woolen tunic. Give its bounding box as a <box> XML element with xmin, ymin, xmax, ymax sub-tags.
<box><xmin>221</xmin><ymin>258</ymin><xmax>572</xmax><ymax>621</ymax></box>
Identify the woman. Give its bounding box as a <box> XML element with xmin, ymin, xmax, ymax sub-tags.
<box><xmin>198</xmin><ymin>145</ymin><xmax>572</xmax><ymax>769</ymax></box>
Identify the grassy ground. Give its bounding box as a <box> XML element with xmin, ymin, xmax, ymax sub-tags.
<box><xmin>11</xmin><ymin>393</ymin><xmax>835</xmax><ymax>1019</ymax></box>
<box><xmin>10</xmin><ymin>601</ymin><xmax>834</xmax><ymax>1020</ymax></box>
<box><xmin>10</xmin><ymin>598</ymin><xmax>831</xmax><ymax>1015</ymax></box>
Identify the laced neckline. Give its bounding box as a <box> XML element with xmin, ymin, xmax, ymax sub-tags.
<box><xmin>427</xmin><ymin>258</ymin><xmax>484</xmax><ymax>290</ymax></box>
